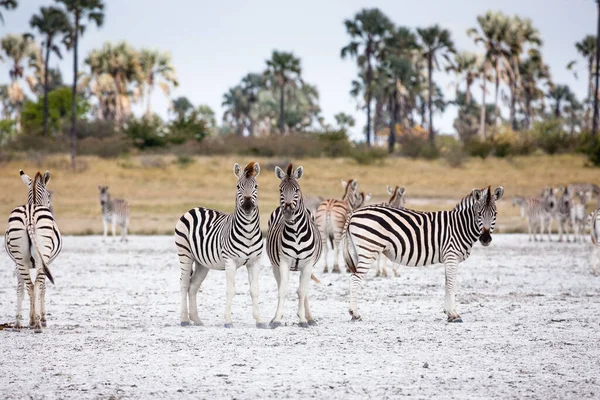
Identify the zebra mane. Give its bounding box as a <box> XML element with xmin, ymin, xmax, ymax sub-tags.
<box><xmin>342</xmin><ymin>179</ymin><xmax>356</xmax><ymax>200</ymax></box>
<box><xmin>244</xmin><ymin>162</ymin><xmax>257</xmax><ymax>178</ymax></box>
<box><xmin>286</xmin><ymin>163</ymin><xmax>293</xmax><ymax>177</ymax></box>
<box><xmin>454</xmin><ymin>187</ymin><xmax>489</xmax><ymax>211</ymax></box>
<box><xmin>31</xmin><ymin>172</ymin><xmax>46</xmax><ymax>206</ymax></box>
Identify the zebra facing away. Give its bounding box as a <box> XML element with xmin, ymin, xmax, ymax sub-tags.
<box><xmin>590</xmin><ymin>209</ymin><xmax>600</xmax><ymax>275</ymax></box>
<box><xmin>375</xmin><ymin>186</ymin><xmax>407</xmax><ymax>278</ymax></box>
<box><xmin>315</xmin><ymin>179</ymin><xmax>363</xmax><ymax>273</ymax></box>
<box><xmin>343</xmin><ymin>186</ymin><xmax>504</xmax><ymax>323</ymax></box>
<box><xmin>267</xmin><ymin>164</ymin><xmax>322</xmax><ymax>328</ymax></box>
<box><xmin>5</xmin><ymin>170</ymin><xmax>62</xmax><ymax>332</ymax></box>
<box><xmin>98</xmin><ymin>186</ymin><xmax>130</xmax><ymax>241</ymax></box>
<box><xmin>175</xmin><ymin>162</ymin><xmax>265</xmax><ymax>328</ymax></box>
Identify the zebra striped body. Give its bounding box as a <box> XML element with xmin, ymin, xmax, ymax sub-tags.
<box><xmin>590</xmin><ymin>209</ymin><xmax>600</xmax><ymax>275</ymax></box>
<box><xmin>5</xmin><ymin>170</ymin><xmax>62</xmax><ymax>332</ymax></box>
<box><xmin>555</xmin><ymin>187</ymin><xmax>574</xmax><ymax>242</ymax></box>
<box><xmin>303</xmin><ymin>195</ymin><xmax>324</xmax><ymax>218</ymax></box>
<box><xmin>267</xmin><ymin>164</ymin><xmax>322</xmax><ymax>328</ymax></box>
<box><xmin>375</xmin><ymin>186</ymin><xmax>407</xmax><ymax>278</ymax></box>
<box><xmin>343</xmin><ymin>186</ymin><xmax>503</xmax><ymax>322</ymax></box>
<box><xmin>174</xmin><ymin>162</ymin><xmax>265</xmax><ymax>328</ymax></box>
<box><xmin>567</xmin><ymin>183</ymin><xmax>599</xmax><ymax>204</ymax></box>
<box><xmin>98</xmin><ymin>186</ymin><xmax>130</xmax><ymax>241</ymax></box>
<box><xmin>315</xmin><ymin>179</ymin><xmax>364</xmax><ymax>273</ymax></box>
<box><xmin>513</xmin><ymin>190</ymin><xmax>557</xmax><ymax>242</ymax></box>
<box><xmin>570</xmin><ymin>203</ymin><xmax>588</xmax><ymax>242</ymax></box>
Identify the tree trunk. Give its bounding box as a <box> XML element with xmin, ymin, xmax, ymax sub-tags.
<box><xmin>42</xmin><ymin>39</ymin><xmax>51</xmax><ymax>136</ymax></box>
<box><xmin>593</xmin><ymin>2</ymin><xmax>600</xmax><ymax>137</ymax></box>
<box><xmin>478</xmin><ymin>74</ymin><xmax>486</xmax><ymax>140</ymax></box>
<box><xmin>366</xmin><ymin>57</ymin><xmax>373</xmax><ymax>146</ymax></box>
<box><xmin>427</xmin><ymin>54</ymin><xmax>434</xmax><ymax>144</ymax></box>
<box><xmin>70</xmin><ymin>13</ymin><xmax>79</xmax><ymax>171</ymax></box>
<box><xmin>525</xmin><ymin>97</ymin><xmax>532</xmax><ymax>130</ymax></box>
<box><xmin>493</xmin><ymin>58</ymin><xmax>500</xmax><ymax>132</ymax></box>
<box><xmin>466</xmin><ymin>81</ymin><xmax>472</xmax><ymax>105</ymax></box>
<box><xmin>555</xmin><ymin>101</ymin><xmax>561</xmax><ymax>118</ymax></box>
<box><xmin>388</xmin><ymin>90</ymin><xmax>396</xmax><ymax>153</ymax></box>
<box><xmin>146</xmin><ymin>83</ymin><xmax>153</xmax><ymax>118</ymax></box>
<box><xmin>278</xmin><ymin>83</ymin><xmax>285</xmax><ymax>134</ymax></box>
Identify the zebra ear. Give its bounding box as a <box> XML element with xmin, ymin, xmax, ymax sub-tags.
<box><xmin>364</xmin><ymin>192</ymin><xmax>372</xmax><ymax>202</ymax></box>
<box><xmin>341</xmin><ymin>179</ymin><xmax>347</xmax><ymax>189</ymax></box>
<box><xmin>20</xmin><ymin>169</ymin><xmax>31</xmax><ymax>186</ymax></box>
<box><xmin>398</xmin><ymin>187</ymin><xmax>406</xmax><ymax>196</ymax></box>
<box><xmin>253</xmin><ymin>162</ymin><xmax>260</xmax><ymax>177</ymax></box>
<box><xmin>493</xmin><ymin>187</ymin><xmax>504</xmax><ymax>201</ymax></box>
<box><xmin>350</xmin><ymin>180</ymin><xmax>358</xmax><ymax>190</ymax></box>
<box><xmin>233</xmin><ymin>163</ymin><xmax>242</xmax><ymax>178</ymax></box>
<box><xmin>43</xmin><ymin>171</ymin><xmax>51</xmax><ymax>185</ymax></box>
<box><xmin>472</xmin><ymin>189</ymin><xmax>483</xmax><ymax>201</ymax></box>
<box><xmin>275</xmin><ymin>166</ymin><xmax>286</xmax><ymax>180</ymax></box>
<box><xmin>387</xmin><ymin>185</ymin><xmax>393</xmax><ymax>195</ymax></box>
<box><xmin>294</xmin><ymin>166</ymin><xmax>304</xmax><ymax>180</ymax></box>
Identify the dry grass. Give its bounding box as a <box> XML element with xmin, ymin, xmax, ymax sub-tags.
<box><xmin>0</xmin><ymin>153</ymin><xmax>596</xmax><ymax>235</ymax></box>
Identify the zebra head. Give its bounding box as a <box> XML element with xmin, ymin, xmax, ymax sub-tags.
<box><xmin>20</xmin><ymin>169</ymin><xmax>52</xmax><ymax>208</ymax></box>
<box><xmin>98</xmin><ymin>185</ymin><xmax>111</xmax><ymax>206</ymax></box>
<box><xmin>541</xmin><ymin>187</ymin><xmax>559</xmax><ymax>212</ymax></box>
<box><xmin>275</xmin><ymin>163</ymin><xmax>304</xmax><ymax>221</ymax></box>
<box><xmin>342</xmin><ymin>179</ymin><xmax>362</xmax><ymax>210</ymax></box>
<box><xmin>387</xmin><ymin>185</ymin><xmax>407</xmax><ymax>208</ymax></box>
<box><xmin>472</xmin><ymin>186</ymin><xmax>504</xmax><ymax>247</ymax></box>
<box><xmin>233</xmin><ymin>161</ymin><xmax>260</xmax><ymax>214</ymax></box>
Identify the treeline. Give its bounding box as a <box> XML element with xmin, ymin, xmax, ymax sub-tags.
<box><xmin>0</xmin><ymin>2</ymin><xmax>599</xmax><ymax>166</ymax></box>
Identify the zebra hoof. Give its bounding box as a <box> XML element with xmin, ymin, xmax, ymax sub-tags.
<box><xmin>332</xmin><ymin>269</ymin><xmax>341</xmax><ymax>274</ymax></box>
<box><xmin>224</xmin><ymin>323</ymin><xmax>234</xmax><ymax>329</ymax></box>
<box><xmin>41</xmin><ymin>321</ymin><xmax>47</xmax><ymax>328</ymax></box>
<box><xmin>350</xmin><ymin>315</ymin><xmax>362</xmax><ymax>322</ymax></box>
<box><xmin>256</xmin><ymin>322</ymin><xmax>268</xmax><ymax>329</ymax></box>
<box><xmin>269</xmin><ymin>321</ymin><xmax>282</xmax><ymax>329</ymax></box>
<box><xmin>447</xmin><ymin>316</ymin><xmax>463</xmax><ymax>323</ymax></box>
<box><xmin>298</xmin><ymin>322</ymin><xmax>309</xmax><ymax>328</ymax></box>
<box><xmin>34</xmin><ymin>328</ymin><xmax>43</xmax><ymax>334</ymax></box>
<box><xmin>307</xmin><ymin>319</ymin><xmax>317</xmax><ymax>326</ymax></box>
<box><xmin>180</xmin><ymin>321</ymin><xmax>191</xmax><ymax>327</ymax></box>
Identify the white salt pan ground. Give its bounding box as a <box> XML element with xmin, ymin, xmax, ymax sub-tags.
<box><xmin>1</xmin><ymin>235</ymin><xmax>599</xmax><ymax>399</ymax></box>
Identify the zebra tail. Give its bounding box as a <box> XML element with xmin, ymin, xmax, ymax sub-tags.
<box><xmin>325</xmin><ymin>212</ymin><xmax>334</xmax><ymax>249</ymax></box>
<box><xmin>27</xmin><ymin>223</ymin><xmax>54</xmax><ymax>285</ymax></box>
<box><xmin>310</xmin><ymin>274</ymin><xmax>321</xmax><ymax>284</ymax></box>
<box><xmin>342</xmin><ymin>227</ymin><xmax>358</xmax><ymax>274</ymax></box>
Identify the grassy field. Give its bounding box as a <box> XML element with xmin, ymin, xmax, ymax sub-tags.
<box><xmin>0</xmin><ymin>153</ymin><xmax>597</xmax><ymax>235</ymax></box>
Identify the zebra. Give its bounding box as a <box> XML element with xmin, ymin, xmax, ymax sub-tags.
<box><xmin>267</xmin><ymin>163</ymin><xmax>322</xmax><ymax>328</ymax></box>
<box><xmin>512</xmin><ymin>191</ymin><xmax>557</xmax><ymax>242</ymax></box>
<box><xmin>567</xmin><ymin>183</ymin><xmax>599</xmax><ymax>204</ymax></box>
<box><xmin>98</xmin><ymin>186</ymin><xmax>130</xmax><ymax>241</ymax></box>
<box><xmin>315</xmin><ymin>179</ymin><xmax>364</xmax><ymax>273</ymax></box>
<box><xmin>570</xmin><ymin>191</ymin><xmax>589</xmax><ymax>242</ymax></box>
<box><xmin>302</xmin><ymin>194</ymin><xmax>324</xmax><ymax>218</ymax></box>
<box><xmin>174</xmin><ymin>162</ymin><xmax>265</xmax><ymax>328</ymax></box>
<box><xmin>343</xmin><ymin>186</ymin><xmax>504</xmax><ymax>323</ymax></box>
<box><xmin>375</xmin><ymin>186</ymin><xmax>407</xmax><ymax>278</ymax></box>
<box><xmin>555</xmin><ymin>186</ymin><xmax>574</xmax><ymax>242</ymax></box>
<box><xmin>5</xmin><ymin>170</ymin><xmax>62</xmax><ymax>332</ymax></box>
<box><xmin>589</xmin><ymin>209</ymin><xmax>600</xmax><ymax>275</ymax></box>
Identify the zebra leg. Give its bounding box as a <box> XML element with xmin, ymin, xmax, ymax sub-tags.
<box><xmin>121</xmin><ymin>221</ymin><xmax>128</xmax><ymax>242</ymax></box>
<box><xmin>348</xmin><ymin>254</ymin><xmax>373</xmax><ymax>321</ymax></box>
<box><xmin>224</xmin><ymin>261</ymin><xmax>237</xmax><ymax>328</ymax></box>
<box><xmin>102</xmin><ymin>219</ymin><xmax>108</xmax><ymax>241</ymax></box>
<box><xmin>375</xmin><ymin>255</ymin><xmax>381</xmax><ymax>277</ymax></box>
<box><xmin>111</xmin><ymin>216</ymin><xmax>117</xmax><ymax>239</ymax></box>
<box><xmin>15</xmin><ymin>269</ymin><xmax>25</xmax><ymax>328</ymax></box>
<box><xmin>179</xmin><ymin>258</ymin><xmax>193</xmax><ymax>326</ymax></box>
<box><xmin>246</xmin><ymin>261</ymin><xmax>265</xmax><ymax>328</ymax></box>
<box><xmin>40</xmin><ymin>276</ymin><xmax>47</xmax><ymax>327</ymax></box>
<box><xmin>443</xmin><ymin>257</ymin><xmax>462</xmax><ymax>323</ymax></box>
<box><xmin>305</xmin><ymin>295</ymin><xmax>316</xmax><ymax>325</ymax></box>
<box><xmin>558</xmin><ymin>220</ymin><xmax>564</xmax><ymax>242</ymax></box>
<box><xmin>321</xmin><ymin>237</ymin><xmax>329</xmax><ymax>274</ymax></box>
<box><xmin>393</xmin><ymin>263</ymin><xmax>400</xmax><ymax>277</ymax></box>
<box><xmin>188</xmin><ymin>264</ymin><xmax>209</xmax><ymax>326</ymax></box>
<box><xmin>296</xmin><ymin>265</ymin><xmax>312</xmax><ymax>327</ymax></box>
<box><xmin>32</xmin><ymin>276</ymin><xmax>43</xmax><ymax>332</ymax></box>
<box><xmin>270</xmin><ymin>262</ymin><xmax>290</xmax><ymax>328</ymax></box>
<box><xmin>333</xmin><ymin>234</ymin><xmax>342</xmax><ymax>273</ymax></box>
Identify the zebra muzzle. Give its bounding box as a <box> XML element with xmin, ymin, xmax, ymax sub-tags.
<box><xmin>479</xmin><ymin>230</ymin><xmax>492</xmax><ymax>246</ymax></box>
<box><xmin>242</xmin><ymin>198</ymin><xmax>254</xmax><ymax>212</ymax></box>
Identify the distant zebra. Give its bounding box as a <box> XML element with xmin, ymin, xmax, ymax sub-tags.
<box><xmin>98</xmin><ymin>186</ymin><xmax>130</xmax><ymax>241</ymax></box>
<box><xmin>590</xmin><ymin>209</ymin><xmax>600</xmax><ymax>275</ymax></box>
<box><xmin>512</xmin><ymin>191</ymin><xmax>557</xmax><ymax>242</ymax></box>
<box><xmin>267</xmin><ymin>164</ymin><xmax>322</xmax><ymax>328</ymax></box>
<box><xmin>5</xmin><ymin>170</ymin><xmax>62</xmax><ymax>332</ymax></box>
<box><xmin>303</xmin><ymin>195</ymin><xmax>325</xmax><ymax>217</ymax></box>
<box><xmin>555</xmin><ymin>187</ymin><xmax>574</xmax><ymax>242</ymax></box>
<box><xmin>570</xmin><ymin>198</ymin><xmax>588</xmax><ymax>242</ymax></box>
<box><xmin>343</xmin><ymin>186</ymin><xmax>504</xmax><ymax>322</ymax></box>
<box><xmin>315</xmin><ymin>179</ymin><xmax>364</xmax><ymax>273</ymax></box>
<box><xmin>375</xmin><ymin>186</ymin><xmax>407</xmax><ymax>278</ymax></box>
<box><xmin>567</xmin><ymin>183</ymin><xmax>600</xmax><ymax>203</ymax></box>
<box><xmin>174</xmin><ymin>162</ymin><xmax>265</xmax><ymax>328</ymax></box>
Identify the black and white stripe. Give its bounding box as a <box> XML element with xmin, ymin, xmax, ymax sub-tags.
<box><xmin>590</xmin><ymin>209</ymin><xmax>600</xmax><ymax>275</ymax></box>
<box><xmin>513</xmin><ymin>189</ymin><xmax>557</xmax><ymax>242</ymax></box>
<box><xmin>343</xmin><ymin>186</ymin><xmax>503</xmax><ymax>322</ymax></box>
<box><xmin>267</xmin><ymin>163</ymin><xmax>322</xmax><ymax>328</ymax></box>
<box><xmin>5</xmin><ymin>170</ymin><xmax>62</xmax><ymax>332</ymax></box>
<box><xmin>174</xmin><ymin>162</ymin><xmax>265</xmax><ymax>328</ymax></box>
<box><xmin>375</xmin><ymin>186</ymin><xmax>407</xmax><ymax>278</ymax></box>
<box><xmin>98</xmin><ymin>186</ymin><xmax>130</xmax><ymax>241</ymax></box>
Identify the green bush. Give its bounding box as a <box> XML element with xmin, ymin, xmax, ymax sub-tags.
<box><xmin>579</xmin><ymin>133</ymin><xmax>600</xmax><ymax>166</ymax></box>
<box><xmin>349</xmin><ymin>145</ymin><xmax>387</xmax><ymax>165</ymax></box>
<box><xmin>317</xmin><ymin>129</ymin><xmax>353</xmax><ymax>157</ymax></box>
<box><xmin>78</xmin><ymin>136</ymin><xmax>131</xmax><ymax>158</ymax></box>
<box><xmin>532</xmin><ymin>120</ymin><xmax>572</xmax><ymax>155</ymax></box>
<box><xmin>123</xmin><ymin>116</ymin><xmax>167</xmax><ymax>149</ymax></box>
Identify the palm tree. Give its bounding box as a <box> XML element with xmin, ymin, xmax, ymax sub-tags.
<box><xmin>30</xmin><ymin>6</ymin><xmax>71</xmax><ymax>136</ymax></box>
<box><xmin>55</xmin><ymin>0</ymin><xmax>104</xmax><ymax>169</ymax></box>
<box><xmin>222</xmin><ymin>86</ymin><xmax>246</xmax><ymax>136</ymax></box>
<box><xmin>468</xmin><ymin>11</ymin><xmax>511</xmax><ymax>128</ymax></box>
<box><xmin>1</xmin><ymin>33</ymin><xmax>34</xmax><ymax>133</ymax></box>
<box><xmin>139</xmin><ymin>49</ymin><xmax>178</xmax><ymax>118</ymax></box>
<box><xmin>341</xmin><ymin>8</ymin><xmax>394</xmax><ymax>146</ymax></box>
<box><xmin>264</xmin><ymin>50</ymin><xmax>302</xmax><ymax>134</ymax></box>
<box><xmin>0</xmin><ymin>0</ymin><xmax>17</xmax><ymax>25</ymax></box>
<box><xmin>334</xmin><ymin>112</ymin><xmax>355</xmax><ymax>131</ymax></box>
<box><xmin>547</xmin><ymin>84</ymin><xmax>573</xmax><ymax>118</ymax></box>
<box><xmin>240</xmin><ymin>73</ymin><xmax>264</xmax><ymax>135</ymax></box>
<box><xmin>519</xmin><ymin>50</ymin><xmax>550</xmax><ymax>129</ymax></box>
<box><xmin>505</xmin><ymin>16</ymin><xmax>542</xmax><ymax>129</ymax></box>
<box><xmin>416</xmin><ymin>24</ymin><xmax>456</xmax><ymax>143</ymax></box>
<box><xmin>568</xmin><ymin>35</ymin><xmax>597</xmax><ymax>129</ymax></box>
<box><xmin>171</xmin><ymin>96</ymin><xmax>193</xmax><ymax>120</ymax></box>
<box><xmin>446</xmin><ymin>51</ymin><xmax>479</xmax><ymax>105</ymax></box>
<box><xmin>477</xmin><ymin>59</ymin><xmax>494</xmax><ymax>139</ymax></box>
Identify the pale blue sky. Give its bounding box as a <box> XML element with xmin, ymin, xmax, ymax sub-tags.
<box><xmin>0</xmin><ymin>0</ymin><xmax>594</xmax><ymax>140</ymax></box>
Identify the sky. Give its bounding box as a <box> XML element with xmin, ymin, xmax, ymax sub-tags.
<box><xmin>0</xmin><ymin>0</ymin><xmax>595</xmax><ymax>141</ymax></box>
